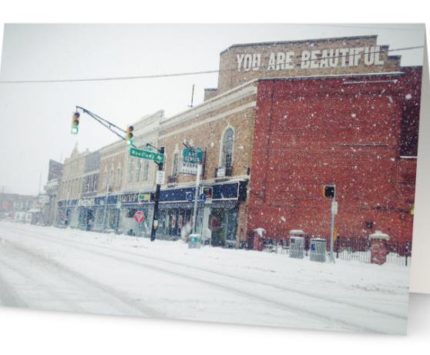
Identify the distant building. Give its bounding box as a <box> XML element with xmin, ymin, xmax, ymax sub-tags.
<box><xmin>57</xmin><ymin>146</ymin><xmax>87</xmax><ymax>227</ymax></box>
<box><xmin>0</xmin><ymin>192</ymin><xmax>38</xmax><ymax>221</ymax></box>
<box><xmin>41</xmin><ymin>159</ymin><xmax>64</xmax><ymax>225</ymax></box>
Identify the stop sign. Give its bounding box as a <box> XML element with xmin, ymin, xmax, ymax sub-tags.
<box><xmin>134</xmin><ymin>210</ymin><xmax>145</xmax><ymax>224</ymax></box>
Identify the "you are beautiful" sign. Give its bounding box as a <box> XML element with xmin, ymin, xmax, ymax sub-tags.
<box><xmin>236</xmin><ymin>46</ymin><xmax>385</xmax><ymax>72</ymax></box>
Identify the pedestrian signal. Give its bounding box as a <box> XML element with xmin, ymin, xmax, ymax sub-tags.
<box><xmin>323</xmin><ymin>184</ymin><xmax>336</xmax><ymax>199</ymax></box>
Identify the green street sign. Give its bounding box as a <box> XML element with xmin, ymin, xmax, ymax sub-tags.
<box><xmin>129</xmin><ymin>147</ymin><xmax>164</xmax><ymax>163</ymax></box>
<box><xmin>182</xmin><ymin>147</ymin><xmax>204</xmax><ymax>164</ymax></box>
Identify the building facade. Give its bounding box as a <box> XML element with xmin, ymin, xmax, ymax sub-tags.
<box><xmin>158</xmin><ymin>84</ymin><xmax>255</xmax><ymax>245</ymax></box>
<box><xmin>53</xmin><ymin>35</ymin><xmax>421</xmax><ymax>247</ymax></box>
<box><xmin>57</xmin><ymin>145</ymin><xmax>88</xmax><ymax>227</ymax></box>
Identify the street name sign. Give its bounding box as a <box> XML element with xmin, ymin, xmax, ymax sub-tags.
<box><xmin>182</xmin><ymin>148</ymin><xmax>204</xmax><ymax>164</ymax></box>
<box><xmin>129</xmin><ymin>147</ymin><xmax>164</xmax><ymax>164</ymax></box>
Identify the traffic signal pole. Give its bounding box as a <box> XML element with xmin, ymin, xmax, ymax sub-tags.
<box><xmin>330</xmin><ymin>200</ymin><xmax>336</xmax><ymax>263</ymax></box>
<box><xmin>73</xmin><ymin>106</ymin><xmax>165</xmax><ymax>241</ymax></box>
<box><xmin>323</xmin><ymin>184</ymin><xmax>337</xmax><ymax>263</ymax></box>
<box><xmin>150</xmin><ymin>147</ymin><xmax>164</xmax><ymax>242</ymax></box>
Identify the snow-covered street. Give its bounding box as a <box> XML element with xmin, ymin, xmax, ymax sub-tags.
<box><xmin>0</xmin><ymin>221</ymin><xmax>409</xmax><ymax>334</ymax></box>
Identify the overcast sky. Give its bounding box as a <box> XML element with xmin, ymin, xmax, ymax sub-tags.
<box><xmin>0</xmin><ymin>24</ymin><xmax>425</xmax><ymax>195</ymax></box>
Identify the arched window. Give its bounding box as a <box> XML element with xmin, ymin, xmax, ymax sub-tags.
<box><xmin>221</xmin><ymin>127</ymin><xmax>234</xmax><ymax>170</ymax></box>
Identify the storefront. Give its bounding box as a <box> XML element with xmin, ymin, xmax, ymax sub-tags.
<box><xmin>92</xmin><ymin>195</ymin><xmax>121</xmax><ymax>232</ymax></box>
<box><xmin>158</xmin><ymin>180</ymin><xmax>247</xmax><ymax>246</ymax></box>
<box><xmin>57</xmin><ymin>199</ymin><xmax>79</xmax><ymax>227</ymax></box>
<box><xmin>118</xmin><ymin>192</ymin><xmax>153</xmax><ymax>236</ymax></box>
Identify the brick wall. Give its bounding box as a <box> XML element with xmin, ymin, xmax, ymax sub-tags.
<box><xmin>159</xmin><ymin>83</ymin><xmax>257</xmax><ymax>185</ymax></box>
<box><xmin>247</xmin><ymin>71</ymin><xmax>420</xmax><ymax>243</ymax></box>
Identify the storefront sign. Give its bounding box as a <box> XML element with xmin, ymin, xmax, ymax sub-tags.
<box><xmin>121</xmin><ymin>193</ymin><xmax>138</xmax><ymax>204</ymax></box>
<box><xmin>78</xmin><ymin>198</ymin><xmax>94</xmax><ymax>207</ymax></box>
<box><xmin>236</xmin><ymin>46</ymin><xmax>385</xmax><ymax>72</ymax></box>
<box><xmin>179</xmin><ymin>161</ymin><xmax>199</xmax><ymax>175</ymax></box>
<box><xmin>138</xmin><ymin>193</ymin><xmax>151</xmax><ymax>203</ymax></box>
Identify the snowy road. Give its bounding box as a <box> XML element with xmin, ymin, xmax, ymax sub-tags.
<box><xmin>0</xmin><ymin>221</ymin><xmax>410</xmax><ymax>334</ymax></box>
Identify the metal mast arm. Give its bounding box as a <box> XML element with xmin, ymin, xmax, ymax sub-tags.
<box><xmin>75</xmin><ymin>106</ymin><xmax>129</xmax><ymax>143</ymax></box>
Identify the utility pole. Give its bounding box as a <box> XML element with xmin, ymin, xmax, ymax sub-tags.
<box><xmin>189</xmin><ymin>84</ymin><xmax>195</xmax><ymax>108</ymax></box>
<box><xmin>150</xmin><ymin>147</ymin><xmax>164</xmax><ymax>241</ymax></box>
<box><xmin>192</xmin><ymin>163</ymin><xmax>202</xmax><ymax>233</ymax></box>
<box><xmin>330</xmin><ymin>199</ymin><xmax>337</xmax><ymax>263</ymax></box>
<box><xmin>102</xmin><ymin>168</ymin><xmax>111</xmax><ymax>231</ymax></box>
<box><xmin>323</xmin><ymin>184</ymin><xmax>337</xmax><ymax>263</ymax></box>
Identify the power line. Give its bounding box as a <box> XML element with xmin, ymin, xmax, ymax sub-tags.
<box><xmin>310</xmin><ymin>24</ymin><xmax>424</xmax><ymax>32</ymax></box>
<box><xmin>0</xmin><ymin>45</ymin><xmax>424</xmax><ymax>84</ymax></box>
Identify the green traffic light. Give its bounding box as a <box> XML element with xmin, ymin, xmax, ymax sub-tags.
<box><xmin>71</xmin><ymin>126</ymin><xmax>79</xmax><ymax>135</ymax></box>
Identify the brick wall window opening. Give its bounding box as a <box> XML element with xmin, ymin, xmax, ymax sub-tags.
<box><xmin>221</xmin><ymin>128</ymin><xmax>234</xmax><ymax>173</ymax></box>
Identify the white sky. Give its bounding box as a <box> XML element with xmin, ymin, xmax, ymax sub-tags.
<box><xmin>0</xmin><ymin>24</ymin><xmax>425</xmax><ymax>195</ymax></box>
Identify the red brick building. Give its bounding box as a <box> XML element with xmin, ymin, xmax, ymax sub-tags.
<box><xmin>247</xmin><ymin>68</ymin><xmax>421</xmax><ymax>243</ymax></box>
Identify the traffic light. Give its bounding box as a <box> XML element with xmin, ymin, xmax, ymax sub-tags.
<box><xmin>71</xmin><ymin>112</ymin><xmax>80</xmax><ymax>134</ymax></box>
<box><xmin>126</xmin><ymin>125</ymin><xmax>134</xmax><ymax>145</ymax></box>
<box><xmin>323</xmin><ymin>184</ymin><xmax>336</xmax><ymax>199</ymax></box>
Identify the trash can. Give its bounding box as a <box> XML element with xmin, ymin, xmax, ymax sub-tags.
<box><xmin>289</xmin><ymin>230</ymin><xmax>305</xmax><ymax>259</ymax></box>
<box><xmin>310</xmin><ymin>238</ymin><xmax>326</xmax><ymax>262</ymax></box>
<box><xmin>248</xmin><ymin>228</ymin><xmax>265</xmax><ymax>251</ymax></box>
<box><xmin>369</xmin><ymin>230</ymin><xmax>390</xmax><ymax>265</ymax></box>
<box><xmin>188</xmin><ymin>233</ymin><xmax>202</xmax><ymax>249</ymax></box>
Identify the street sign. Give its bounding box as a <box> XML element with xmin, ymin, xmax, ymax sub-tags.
<box><xmin>156</xmin><ymin>170</ymin><xmax>165</xmax><ymax>185</ymax></box>
<box><xmin>331</xmin><ymin>201</ymin><xmax>338</xmax><ymax>215</ymax></box>
<box><xmin>134</xmin><ymin>210</ymin><xmax>145</xmax><ymax>224</ymax></box>
<box><xmin>182</xmin><ymin>148</ymin><xmax>204</xmax><ymax>164</ymax></box>
<box><xmin>129</xmin><ymin>147</ymin><xmax>164</xmax><ymax>164</ymax></box>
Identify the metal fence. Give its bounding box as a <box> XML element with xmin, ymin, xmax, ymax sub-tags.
<box><xmin>253</xmin><ymin>236</ymin><xmax>412</xmax><ymax>266</ymax></box>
